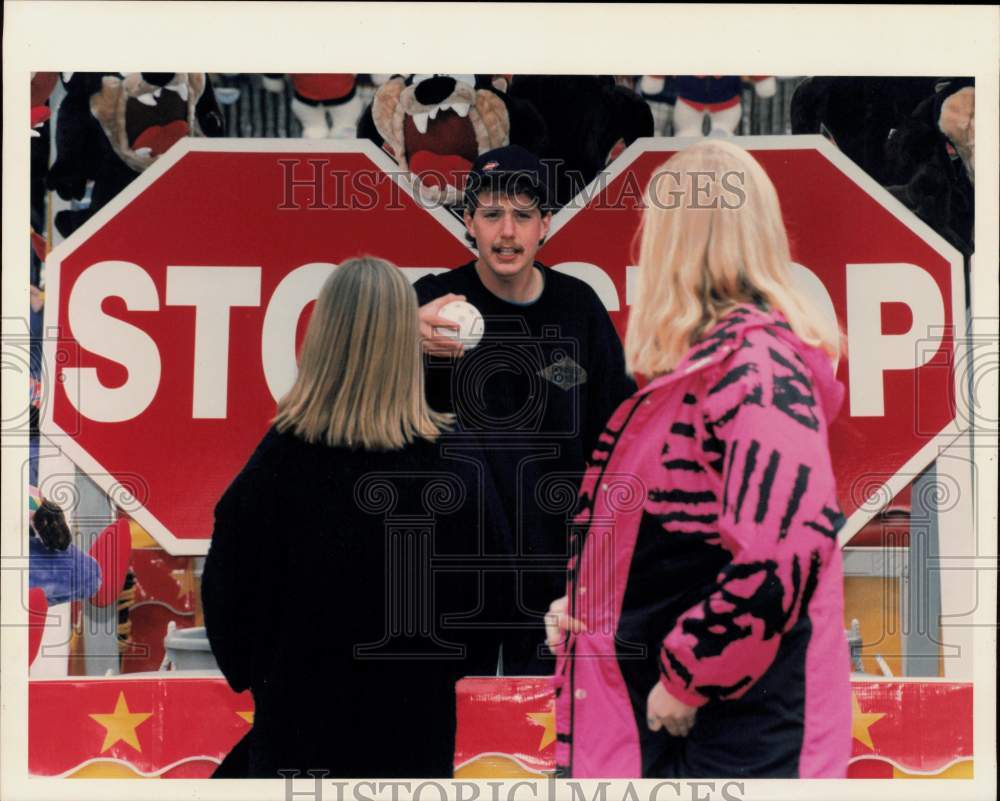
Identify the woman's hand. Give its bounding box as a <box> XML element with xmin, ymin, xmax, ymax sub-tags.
<box><xmin>544</xmin><ymin>595</ymin><xmax>587</xmax><ymax>654</ymax></box>
<box><xmin>646</xmin><ymin>681</ymin><xmax>697</xmax><ymax>737</ymax></box>
<box><xmin>418</xmin><ymin>293</ymin><xmax>468</xmax><ymax>357</ymax></box>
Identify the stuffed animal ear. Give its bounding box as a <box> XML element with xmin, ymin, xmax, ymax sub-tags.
<box><xmin>492</xmin><ymin>75</ymin><xmax>509</xmax><ymax>93</ymax></box>
<box><xmin>356</xmin><ymin>100</ymin><xmax>386</xmax><ymax>152</ymax></box>
<box><xmin>194</xmin><ymin>74</ymin><xmax>226</xmax><ymax>137</ymax></box>
<box><xmin>89</xmin><ymin>75</ymin><xmax>124</xmax><ymax>146</ymax></box>
<box><xmin>370</xmin><ymin>76</ymin><xmax>406</xmax><ymax>151</ymax></box>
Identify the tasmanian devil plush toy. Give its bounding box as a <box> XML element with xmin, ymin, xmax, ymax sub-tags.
<box><xmin>46</xmin><ymin>72</ymin><xmax>224</xmax><ymax>237</ymax></box>
<box><xmin>506</xmin><ymin>75</ymin><xmax>654</xmax><ymax>209</ymax></box>
<box><xmin>357</xmin><ymin>73</ymin><xmax>546</xmax><ymax>208</ymax></box>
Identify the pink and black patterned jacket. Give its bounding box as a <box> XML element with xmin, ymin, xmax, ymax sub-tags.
<box><xmin>553</xmin><ymin>304</ymin><xmax>852</xmax><ymax>778</ymax></box>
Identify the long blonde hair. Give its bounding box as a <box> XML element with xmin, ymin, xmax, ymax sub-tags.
<box><xmin>274</xmin><ymin>256</ymin><xmax>452</xmax><ymax>449</ymax></box>
<box><xmin>625</xmin><ymin>139</ymin><xmax>842</xmax><ymax>377</ymax></box>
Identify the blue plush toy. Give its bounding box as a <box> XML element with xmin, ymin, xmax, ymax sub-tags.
<box><xmin>29</xmin><ymin>498</ymin><xmax>101</xmax><ymax>606</ymax></box>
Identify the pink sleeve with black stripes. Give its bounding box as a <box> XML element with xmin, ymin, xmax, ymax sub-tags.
<box><xmin>657</xmin><ymin>333</ymin><xmax>845</xmax><ymax>707</ymax></box>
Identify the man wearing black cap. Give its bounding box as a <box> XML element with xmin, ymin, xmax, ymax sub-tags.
<box><xmin>415</xmin><ymin>145</ymin><xmax>636</xmax><ymax>676</ymax></box>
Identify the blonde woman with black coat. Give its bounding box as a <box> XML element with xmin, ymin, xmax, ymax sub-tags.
<box><xmin>203</xmin><ymin>257</ymin><xmax>502</xmax><ymax>778</ymax></box>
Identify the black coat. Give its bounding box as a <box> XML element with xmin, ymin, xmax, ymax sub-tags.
<box><xmin>414</xmin><ymin>262</ymin><xmax>637</xmax><ymax>674</ymax></box>
<box><xmin>202</xmin><ymin>426</ymin><xmax>505</xmax><ymax>778</ymax></box>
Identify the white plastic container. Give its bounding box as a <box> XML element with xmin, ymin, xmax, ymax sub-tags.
<box><xmin>161</xmin><ymin>621</ymin><xmax>219</xmax><ymax>671</ymax></box>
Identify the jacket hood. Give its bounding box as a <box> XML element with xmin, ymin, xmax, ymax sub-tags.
<box><xmin>774</xmin><ymin>319</ymin><xmax>846</xmax><ymax>425</ymax></box>
<box><xmin>639</xmin><ymin>303</ymin><xmax>846</xmax><ymax>424</ymax></box>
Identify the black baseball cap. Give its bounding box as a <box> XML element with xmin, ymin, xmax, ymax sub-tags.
<box><xmin>464</xmin><ymin>145</ymin><xmax>551</xmax><ymax>213</ymax></box>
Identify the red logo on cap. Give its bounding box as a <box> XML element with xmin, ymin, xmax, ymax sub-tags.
<box><xmin>482</xmin><ymin>161</ymin><xmax>499</xmax><ymax>171</ymax></box>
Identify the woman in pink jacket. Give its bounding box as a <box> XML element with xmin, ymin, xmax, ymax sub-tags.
<box><xmin>547</xmin><ymin>139</ymin><xmax>852</xmax><ymax>778</ymax></box>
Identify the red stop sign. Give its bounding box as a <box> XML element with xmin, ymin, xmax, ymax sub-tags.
<box><xmin>42</xmin><ymin>138</ymin><xmax>964</xmax><ymax>553</ymax></box>
<box><xmin>43</xmin><ymin>142</ymin><xmax>473</xmax><ymax>554</ymax></box>
<box><xmin>537</xmin><ymin>138</ymin><xmax>964</xmax><ymax>540</ymax></box>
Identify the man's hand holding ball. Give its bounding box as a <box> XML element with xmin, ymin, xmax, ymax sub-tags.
<box><xmin>418</xmin><ymin>294</ymin><xmax>484</xmax><ymax>356</ymax></box>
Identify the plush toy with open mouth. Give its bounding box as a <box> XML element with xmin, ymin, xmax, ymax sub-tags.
<box><xmin>358</xmin><ymin>73</ymin><xmax>545</xmax><ymax>208</ymax></box>
<box><xmin>46</xmin><ymin>72</ymin><xmax>224</xmax><ymax>237</ymax></box>
<box><xmin>89</xmin><ymin>72</ymin><xmax>221</xmax><ymax>172</ymax></box>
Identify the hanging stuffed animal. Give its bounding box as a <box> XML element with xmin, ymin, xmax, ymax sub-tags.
<box><xmin>506</xmin><ymin>75</ymin><xmax>654</xmax><ymax>208</ymax></box>
<box><xmin>30</xmin><ymin>72</ymin><xmax>59</xmax><ymax>234</ymax></box>
<box><xmin>790</xmin><ymin>76</ymin><xmax>974</xmax><ymax>295</ymax></box>
<box><xmin>672</xmin><ymin>75</ymin><xmax>776</xmax><ymax>137</ymax></box>
<box><xmin>357</xmin><ymin>73</ymin><xmax>546</xmax><ymax>208</ymax></box>
<box><xmin>88</xmin><ymin>72</ymin><xmax>224</xmax><ymax>170</ymax></box>
<box><xmin>790</xmin><ymin>76</ymin><xmax>939</xmax><ymax>185</ymax></box>
<box><xmin>288</xmin><ymin>73</ymin><xmax>363</xmax><ymax>139</ymax></box>
<box><xmin>46</xmin><ymin>72</ymin><xmax>224</xmax><ymax>238</ymax></box>
<box><xmin>29</xmin><ymin>498</ymin><xmax>102</xmax><ymax>607</ymax></box>
<box><xmin>884</xmin><ymin>78</ymin><xmax>974</xmax><ymax>261</ymax></box>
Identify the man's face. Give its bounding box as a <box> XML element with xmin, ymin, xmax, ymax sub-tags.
<box><xmin>464</xmin><ymin>191</ymin><xmax>552</xmax><ymax>282</ymax></box>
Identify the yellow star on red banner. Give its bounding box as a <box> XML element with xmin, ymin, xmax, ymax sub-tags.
<box><xmin>170</xmin><ymin>567</ymin><xmax>195</xmax><ymax>599</ymax></box>
<box><xmin>236</xmin><ymin>710</ymin><xmax>254</xmax><ymax>725</ymax></box>
<box><xmin>527</xmin><ymin>702</ymin><xmax>556</xmax><ymax>751</ymax></box>
<box><xmin>88</xmin><ymin>691</ymin><xmax>153</xmax><ymax>753</ymax></box>
<box><xmin>851</xmin><ymin>692</ymin><xmax>887</xmax><ymax>750</ymax></box>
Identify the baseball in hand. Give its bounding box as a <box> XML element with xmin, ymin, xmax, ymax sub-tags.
<box><xmin>434</xmin><ymin>300</ymin><xmax>484</xmax><ymax>350</ymax></box>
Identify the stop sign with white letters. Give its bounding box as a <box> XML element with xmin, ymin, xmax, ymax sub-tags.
<box><xmin>539</xmin><ymin>138</ymin><xmax>965</xmax><ymax>541</ymax></box>
<box><xmin>42</xmin><ymin>138</ymin><xmax>965</xmax><ymax>553</ymax></box>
